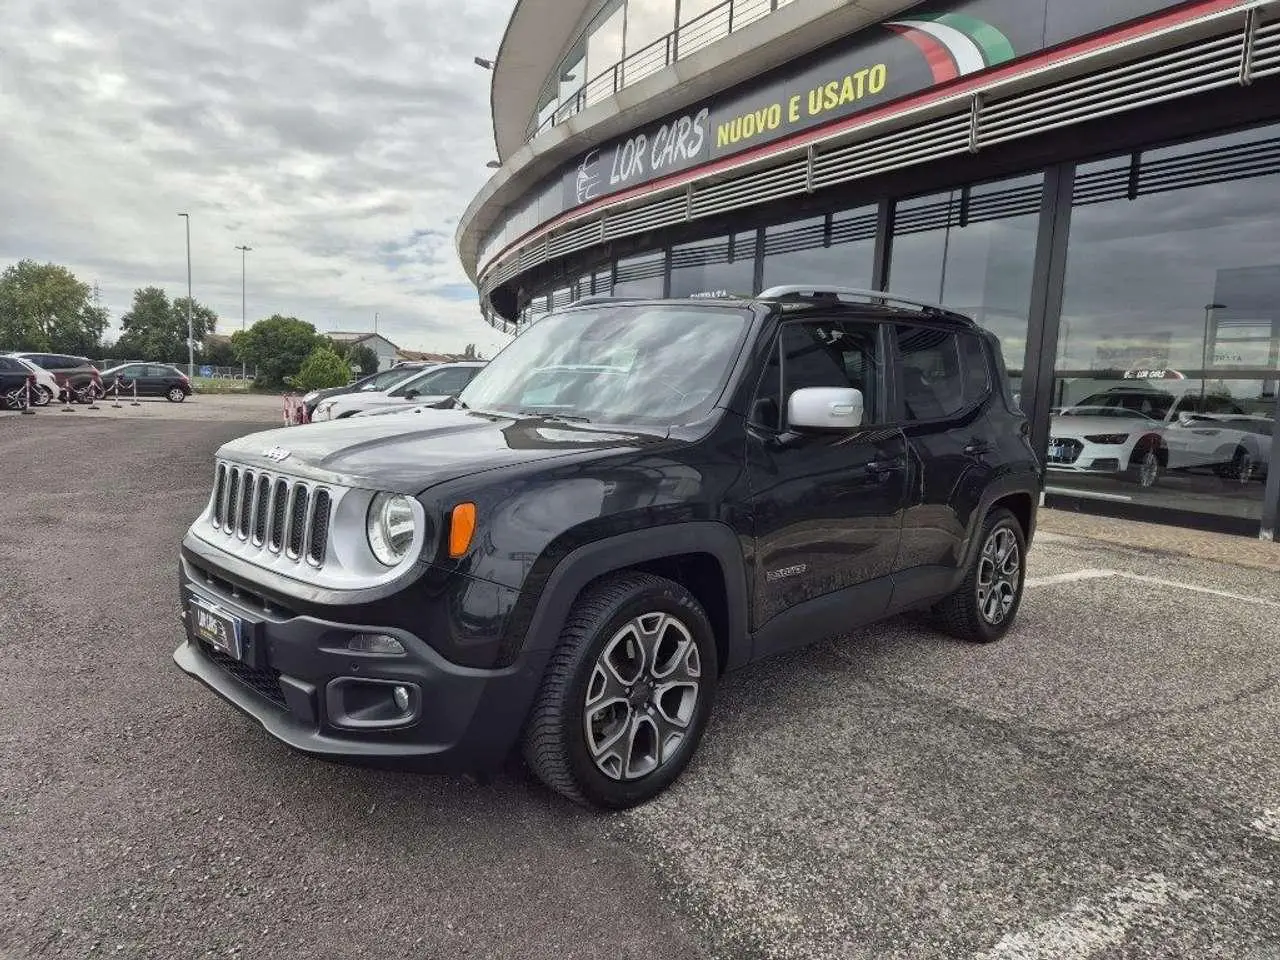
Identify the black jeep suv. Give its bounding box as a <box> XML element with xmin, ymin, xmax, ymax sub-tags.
<box><xmin>174</xmin><ymin>288</ymin><xmax>1042</xmax><ymax>808</ymax></box>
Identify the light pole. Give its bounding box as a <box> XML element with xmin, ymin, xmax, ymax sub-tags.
<box><xmin>1203</xmin><ymin>302</ymin><xmax>1226</xmax><ymax>403</ymax></box>
<box><xmin>236</xmin><ymin>245</ymin><xmax>252</xmax><ymax>379</ymax></box>
<box><xmin>178</xmin><ymin>213</ymin><xmax>194</xmax><ymax>377</ymax></box>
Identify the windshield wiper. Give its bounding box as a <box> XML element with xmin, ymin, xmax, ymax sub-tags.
<box><xmin>518</xmin><ymin>409</ymin><xmax>592</xmax><ymax>423</ymax></box>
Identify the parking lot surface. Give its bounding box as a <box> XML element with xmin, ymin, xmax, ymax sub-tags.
<box><xmin>1</xmin><ymin>417</ymin><xmax>1277</xmax><ymax>960</ymax></box>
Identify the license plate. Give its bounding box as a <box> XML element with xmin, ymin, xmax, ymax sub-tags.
<box><xmin>189</xmin><ymin>597</ymin><xmax>243</xmax><ymax>660</ymax></box>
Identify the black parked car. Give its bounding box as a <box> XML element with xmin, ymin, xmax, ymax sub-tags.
<box><xmin>0</xmin><ymin>355</ymin><xmax>36</xmax><ymax>410</ymax></box>
<box><xmin>174</xmin><ymin>287</ymin><xmax>1042</xmax><ymax>808</ymax></box>
<box><xmin>7</xmin><ymin>352</ymin><xmax>103</xmax><ymax>401</ymax></box>
<box><xmin>99</xmin><ymin>363</ymin><xmax>193</xmax><ymax>402</ymax></box>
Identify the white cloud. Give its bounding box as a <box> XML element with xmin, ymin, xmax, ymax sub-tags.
<box><xmin>0</xmin><ymin>0</ymin><xmax>514</xmax><ymax>356</ymax></box>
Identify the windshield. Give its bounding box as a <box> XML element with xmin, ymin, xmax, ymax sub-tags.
<box><xmin>1077</xmin><ymin>390</ymin><xmax>1174</xmax><ymax>419</ymax></box>
<box><xmin>1059</xmin><ymin>405</ymin><xmax>1157</xmax><ymax>421</ymax></box>
<box><xmin>359</xmin><ymin>368</ymin><xmax>418</xmax><ymax>392</ymax></box>
<box><xmin>459</xmin><ymin>305</ymin><xmax>751</xmax><ymax>425</ymax></box>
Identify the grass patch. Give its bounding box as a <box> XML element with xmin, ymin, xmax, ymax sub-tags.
<box><xmin>193</xmin><ymin>377</ymin><xmax>258</xmax><ymax>394</ymax></box>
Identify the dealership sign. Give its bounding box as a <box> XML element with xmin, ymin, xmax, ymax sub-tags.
<box><xmin>545</xmin><ymin>0</ymin><xmax>1183</xmax><ymax>215</ymax></box>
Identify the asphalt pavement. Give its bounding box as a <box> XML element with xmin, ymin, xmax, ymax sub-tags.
<box><xmin>1</xmin><ymin>415</ymin><xmax>1277</xmax><ymax>960</ymax></box>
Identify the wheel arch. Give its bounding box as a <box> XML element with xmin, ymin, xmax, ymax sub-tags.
<box><xmin>517</xmin><ymin>523</ymin><xmax>750</xmax><ymax>675</ymax></box>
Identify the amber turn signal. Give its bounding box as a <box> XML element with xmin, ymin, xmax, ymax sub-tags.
<box><xmin>449</xmin><ymin>502</ymin><xmax>477</xmax><ymax>558</ymax></box>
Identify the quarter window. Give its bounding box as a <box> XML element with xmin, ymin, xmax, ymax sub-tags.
<box><xmin>896</xmin><ymin>326</ymin><xmax>990</xmax><ymax>421</ymax></box>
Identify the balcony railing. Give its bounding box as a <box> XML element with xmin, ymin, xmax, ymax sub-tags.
<box><xmin>527</xmin><ymin>0</ymin><xmax>787</xmax><ymax>142</ymax></box>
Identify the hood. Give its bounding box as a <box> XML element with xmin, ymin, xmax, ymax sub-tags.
<box><xmin>217</xmin><ymin>407</ymin><xmax>672</xmax><ymax>494</ymax></box>
<box><xmin>1050</xmin><ymin>414</ymin><xmax>1161</xmax><ymax>437</ymax></box>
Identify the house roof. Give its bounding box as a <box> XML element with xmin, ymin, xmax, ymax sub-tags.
<box><xmin>327</xmin><ymin>331</ymin><xmax>400</xmax><ymax>350</ymax></box>
<box><xmin>396</xmin><ymin>349</ymin><xmax>461</xmax><ymax>363</ymax></box>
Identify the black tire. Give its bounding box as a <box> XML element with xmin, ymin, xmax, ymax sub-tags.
<box><xmin>1226</xmin><ymin>446</ymin><xmax>1255</xmax><ymax>485</ymax></box>
<box><xmin>522</xmin><ymin>572</ymin><xmax>717</xmax><ymax>809</ymax></box>
<box><xmin>932</xmin><ymin>508</ymin><xmax>1027</xmax><ymax>644</ymax></box>
<box><xmin>1124</xmin><ymin>440</ymin><xmax>1163</xmax><ymax>488</ymax></box>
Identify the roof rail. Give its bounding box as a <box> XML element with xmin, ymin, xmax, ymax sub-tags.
<box><xmin>756</xmin><ymin>285</ymin><xmax>968</xmax><ymax>320</ymax></box>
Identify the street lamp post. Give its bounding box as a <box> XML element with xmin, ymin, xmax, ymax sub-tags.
<box><xmin>1203</xmin><ymin>302</ymin><xmax>1226</xmax><ymax>403</ymax></box>
<box><xmin>178</xmin><ymin>213</ymin><xmax>194</xmax><ymax>378</ymax></box>
<box><xmin>236</xmin><ymin>245</ymin><xmax>252</xmax><ymax>379</ymax></box>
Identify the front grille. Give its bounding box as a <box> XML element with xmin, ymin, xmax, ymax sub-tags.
<box><xmin>1047</xmin><ymin>438</ymin><xmax>1084</xmax><ymax>465</ymax></box>
<box><xmin>202</xmin><ymin>643</ymin><xmax>287</xmax><ymax>710</ymax></box>
<box><xmin>208</xmin><ymin>463</ymin><xmax>335</xmax><ymax>570</ymax></box>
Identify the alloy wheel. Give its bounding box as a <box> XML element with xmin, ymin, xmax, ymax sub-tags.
<box><xmin>1138</xmin><ymin>450</ymin><xmax>1160</xmax><ymax>487</ymax></box>
<box><xmin>976</xmin><ymin>527</ymin><xmax>1021</xmax><ymax>626</ymax></box>
<box><xmin>1233</xmin><ymin>450</ymin><xmax>1255</xmax><ymax>485</ymax></box>
<box><xmin>583</xmin><ymin>612</ymin><xmax>702</xmax><ymax>781</ymax></box>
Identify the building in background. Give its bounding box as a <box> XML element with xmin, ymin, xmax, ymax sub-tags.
<box><xmin>326</xmin><ymin>332</ymin><xmax>401</xmax><ymax>371</ymax></box>
<box><xmin>459</xmin><ymin>0</ymin><xmax>1280</xmax><ymax>537</ymax></box>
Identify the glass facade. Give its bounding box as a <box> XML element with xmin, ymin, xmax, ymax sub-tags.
<box><xmin>889</xmin><ymin>175</ymin><xmax>1043</xmax><ymax>398</ymax></box>
<box><xmin>533</xmin><ymin>0</ymin><xmax>798</xmax><ymax>139</ymax></box>
<box><xmin>514</xmin><ymin>120</ymin><xmax>1280</xmax><ymax>535</ymax></box>
<box><xmin>1050</xmin><ymin>125</ymin><xmax>1280</xmax><ymax>523</ymax></box>
<box><xmin>669</xmin><ymin>232</ymin><xmax>757</xmax><ymax>298</ymax></box>
<box><xmin>761</xmin><ymin>207</ymin><xmax>876</xmax><ymax>292</ymax></box>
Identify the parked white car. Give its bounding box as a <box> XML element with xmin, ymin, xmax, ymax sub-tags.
<box><xmin>10</xmin><ymin>356</ymin><xmax>60</xmax><ymax>406</ymax></box>
<box><xmin>1049</xmin><ymin>385</ymin><xmax>1267</xmax><ymax>486</ymax></box>
<box><xmin>311</xmin><ymin>361</ymin><xmax>485</xmax><ymax>421</ymax></box>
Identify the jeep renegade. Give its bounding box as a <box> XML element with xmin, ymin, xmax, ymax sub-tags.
<box><xmin>174</xmin><ymin>287</ymin><xmax>1042</xmax><ymax>808</ymax></box>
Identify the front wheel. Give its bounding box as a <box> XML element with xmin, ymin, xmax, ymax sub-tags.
<box><xmin>33</xmin><ymin>386</ymin><xmax>52</xmax><ymax>407</ymax></box>
<box><xmin>167</xmin><ymin>387</ymin><xmax>187</xmax><ymax>403</ymax></box>
<box><xmin>932</xmin><ymin>508</ymin><xmax>1027</xmax><ymax>644</ymax></box>
<box><xmin>1125</xmin><ymin>443</ymin><xmax>1163</xmax><ymax>488</ymax></box>
<box><xmin>3</xmin><ymin>387</ymin><xmax>29</xmax><ymax>411</ymax></box>
<box><xmin>523</xmin><ymin>572</ymin><xmax>717</xmax><ymax>809</ymax></box>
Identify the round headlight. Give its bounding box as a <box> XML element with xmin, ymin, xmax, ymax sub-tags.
<box><xmin>367</xmin><ymin>493</ymin><xmax>418</xmax><ymax>566</ymax></box>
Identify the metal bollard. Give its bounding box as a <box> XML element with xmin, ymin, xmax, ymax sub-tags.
<box><xmin>111</xmin><ymin>378</ymin><xmax>122</xmax><ymax>409</ymax></box>
<box><xmin>59</xmin><ymin>380</ymin><xmax>75</xmax><ymax>412</ymax></box>
<box><xmin>130</xmin><ymin>380</ymin><xmax>140</xmax><ymax>407</ymax></box>
<box><xmin>20</xmin><ymin>375</ymin><xmax>36</xmax><ymax>415</ymax></box>
<box><xmin>87</xmin><ymin>382</ymin><xmax>100</xmax><ymax>410</ymax></box>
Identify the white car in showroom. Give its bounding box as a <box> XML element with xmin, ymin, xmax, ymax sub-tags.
<box><xmin>9</xmin><ymin>356</ymin><xmax>60</xmax><ymax>406</ymax></box>
<box><xmin>1049</xmin><ymin>384</ymin><xmax>1266</xmax><ymax>486</ymax></box>
<box><xmin>311</xmin><ymin>361</ymin><xmax>485</xmax><ymax>421</ymax></box>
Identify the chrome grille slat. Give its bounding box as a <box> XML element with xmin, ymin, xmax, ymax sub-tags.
<box><xmin>287</xmin><ymin>484</ymin><xmax>309</xmax><ymax>559</ymax></box>
<box><xmin>269</xmin><ymin>478</ymin><xmax>289</xmax><ymax>552</ymax></box>
<box><xmin>206</xmin><ymin>461</ymin><xmax>338</xmax><ymax>572</ymax></box>
<box><xmin>238</xmin><ymin>470</ymin><xmax>255</xmax><ymax>539</ymax></box>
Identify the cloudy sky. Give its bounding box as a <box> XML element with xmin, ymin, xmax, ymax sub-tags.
<box><xmin>0</xmin><ymin>0</ymin><xmax>514</xmax><ymax>355</ymax></box>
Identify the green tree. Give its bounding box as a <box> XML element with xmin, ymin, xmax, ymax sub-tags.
<box><xmin>201</xmin><ymin>337</ymin><xmax>238</xmax><ymax>368</ymax></box>
<box><xmin>231</xmin><ymin>315</ymin><xmax>321</xmax><ymax>389</ymax></box>
<box><xmin>291</xmin><ymin>346</ymin><xmax>353</xmax><ymax>391</ymax></box>
<box><xmin>348</xmin><ymin>344</ymin><xmax>379</xmax><ymax>376</ymax></box>
<box><xmin>116</xmin><ymin>287</ymin><xmax>218</xmax><ymax>363</ymax></box>
<box><xmin>0</xmin><ymin>260</ymin><xmax>109</xmax><ymax>354</ymax></box>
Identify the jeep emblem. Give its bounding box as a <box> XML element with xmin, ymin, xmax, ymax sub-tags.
<box><xmin>264</xmin><ymin>446</ymin><xmax>291</xmax><ymax>463</ymax></box>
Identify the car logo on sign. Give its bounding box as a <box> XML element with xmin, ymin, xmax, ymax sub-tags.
<box><xmin>264</xmin><ymin>446</ymin><xmax>291</xmax><ymax>463</ymax></box>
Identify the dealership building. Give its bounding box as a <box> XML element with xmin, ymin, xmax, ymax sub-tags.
<box><xmin>457</xmin><ymin>0</ymin><xmax>1280</xmax><ymax>538</ymax></box>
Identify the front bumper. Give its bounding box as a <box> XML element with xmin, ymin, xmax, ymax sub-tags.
<box><xmin>174</xmin><ymin>556</ymin><xmax>546</xmax><ymax>771</ymax></box>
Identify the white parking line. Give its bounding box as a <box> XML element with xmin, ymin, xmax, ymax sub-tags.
<box><xmin>975</xmin><ymin>873</ymin><xmax>1191</xmax><ymax>960</ymax></box>
<box><xmin>1025</xmin><ymin>569</ymin><xmax>1280</xmax><ymax>609</ymax></box>
<box><xmin>1251</xmin><ymin>809</ymin><xmax>1280</xmax><ymax>841</ymax></box>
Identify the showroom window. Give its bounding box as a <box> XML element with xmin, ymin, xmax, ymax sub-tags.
<box><xmin>1052</xmin><ymin>124</ymin><xmax>1280</xmax><ymax>523</ymax></box>
<box><xmin>889</xmin><ymin>174</ymin><xmax>1044</xmax><ymax>400</ymax></box>
<box><xmin>669</xmin><ymin>232</ymin><xmax>758</xmax><ymax>298</ymax></box>
<box><xmin>612</xmin><ymin>251</ymin><xmax>667</xmax><ymax>298</ymax></box>
<box><xmin>760</xmin><ymin>207</ymin><xmax>877</xmax><ymax>291</ymax></box>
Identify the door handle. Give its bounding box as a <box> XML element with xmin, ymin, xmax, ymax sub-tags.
<box><xmin>964</xmin><ymin>441</ymin><xmax>991</xmax><ymax>456</ymax></box>
<box><xmin>865</xmin><ymin>457</ymin><xmax>903</xmax><ymax>475</ymax></box>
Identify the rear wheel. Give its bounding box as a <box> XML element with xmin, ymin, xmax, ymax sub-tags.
<box><xmin>1226</xmin><ymin>446</ymin><xmax>1255</xmax><ymax>485</ymax></box>
<box><xmin>932</xmin><ymin>508</ymin><xmax>1026</xmax><ymax>644</ymax></box>
<box><xmin>523</xmin><ymin>572</ymin><xmax>717</xmax><ymax>809</ymax></box>
<box><xmin>33</xmin><ymin>386</ymin><xmax>52</xmax><ymax>407</ymax></box>
<box><xmin>167</xmin><ymin>387</ymin><xmax>187</xmax><ymax>403</ymax></box>
<box><xmin>3</xmin><ymin>386</ymin><xmax>29</xmax><ymax>411</ymax></box>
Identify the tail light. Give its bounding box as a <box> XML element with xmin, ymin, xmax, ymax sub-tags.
<box><xmin>181</xmin><ymin>374</ymin><xmax>191</xmax><ymax>384</ymax></box>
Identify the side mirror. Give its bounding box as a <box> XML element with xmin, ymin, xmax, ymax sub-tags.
<box><xmin>788</xmin><ymin>387</ymin><xmax>864</xmax><ymax>431</ymax></box>
<box><xmin>403</xmin><ymin>389</ymin><xmax>419</xmax><ymax>400</ymax></box>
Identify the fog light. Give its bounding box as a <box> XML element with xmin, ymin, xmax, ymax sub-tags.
<box><xmin>347</xmin><ymin>633</ymin><xmax>406</xmax><ymax>656</ymax></box>
<box><xmin>393</xmin><ymin>685</ymin><xmax>410</xmax><ymax>712</ymax></box>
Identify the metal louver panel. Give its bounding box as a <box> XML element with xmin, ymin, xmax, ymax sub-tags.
<box><xmin>288</xmin><ymin>484</ymin><xmax>309</xmax><ymax>559</ymax></box>
<box><xmin>225</xmin><ymin>469</ymin><xmax>241</xmax><ymax>536</ymax></box>
<box><xmin>979</xmin><ymin>33</ymin><xmax>1245</xmax><ymax>147</ymax></box>
<box><xmin>479</xmin><ymin>5</ymin><xmax>1279</xmax><ymax>316</ymax></box>
<box><xmin>253</xmin><ymin>475</ymin><xmax>271</xmax><ymax>545</ymax></box>
<box><xmin>269</xmin><ymin>479</ymin><xmax>288</xmax><ymax>551</ymax></box>
<box><xmin>308</xmin><ymin>490</ymin><xmax>332</xmax><ymax>566</ymax></box>
<box><xmin>238</xmin><ymin>471</ymin><xmax>255</xmax><ymax>539</ymax></box>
